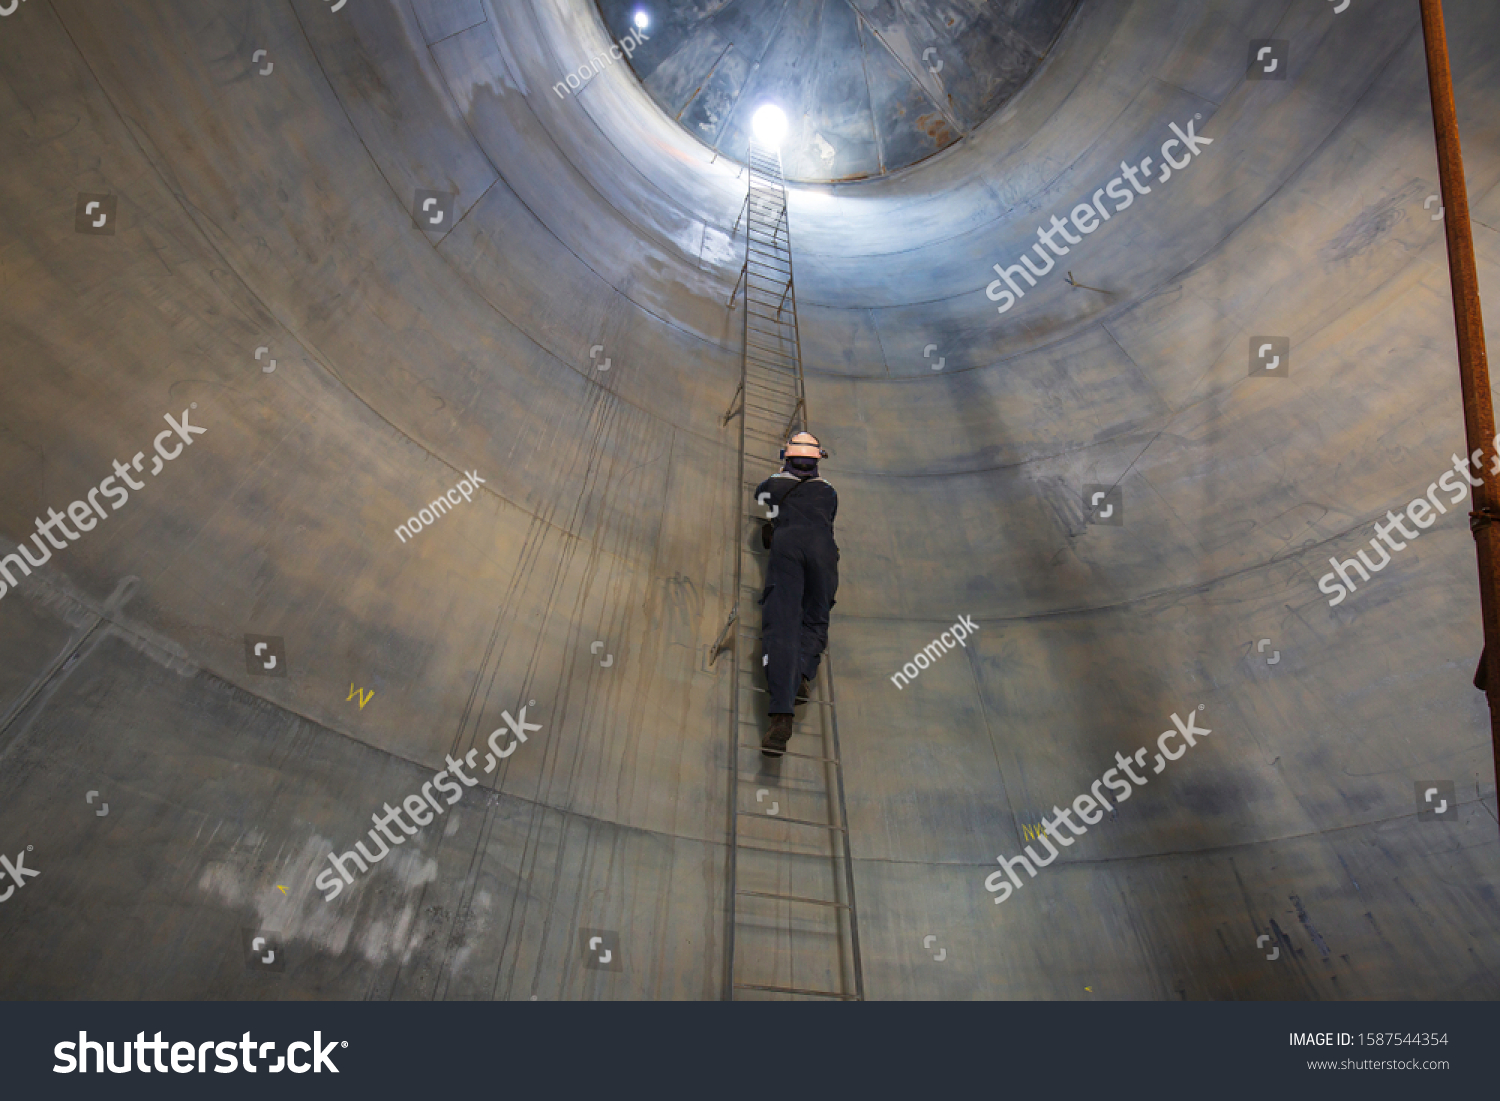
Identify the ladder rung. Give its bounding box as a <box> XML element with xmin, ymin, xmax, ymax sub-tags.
<box><xmin>744</xmin><ymin>363</ymin><xmax>796</xmax><ymax>380</ymax></box>
<box><xmin>744</xmin><ymin>351</ymin><xmax>794</xmax><ymax>369</ymax></box>
<box><xmin>743</xmin><ymin>385</ymin><xmax>795</xmax><ymax>401</ymax></box>
<box><xmin>744</xmin><ymin>332</ymin><xmax>793</xmax><ymax>349</ymax></box>
<box><xmin>745</xmin><ymin>278</ymin><xmax>790</xmax><ymax>295</ymax></box>
<box><xmin>744</xmin><ymin>313</ymin><xmax>792</xmax><ymax>327</ymax></box>
<box><xmin>746</xmin><ymin>251</ymin><xmax>787</xmax><ymax>264</ymax></box>
<box><xmin>735</xmin><ymin>841</ymin><xmax>841</xmax><ymax>858</ymax></box>
<box><xmin>736</xmin><ymin>684</ymin><xmax>837</xmax><ymax>710</ymax></box>
<box><xmin>744</xmin><ymin>420</ymin><xmax>790</xmax><ymax>437</ymax></box>
<box><xmin>732</xmin><ymin>983</ymin><xmax>857</xmax><ymax>1000</ymax></box>
<box><xmin>736</xmin><ymin>811</ymin><xmax>845</xmax><ymax>831</ymax></box>
<box><xmin>746</xmin><ymin>259</ymin><xmax>790</xmax><ymax>276</ymax></box>
<box><xmin>744</xmin><ymin>345</ymin><xmax>795</xmax><ymax>362</ymax></box>
<box><xmin>737</xmin><ymin>687</ymin><xmax>832</xmax><ymax>705</ymax></box>
<box><xmin>736</xmin><ymin>889</ymin><xmax>849</xmax><ymax>910</ymax></box>
<box><xmin>745</xmin><ymin>366</ymin><xmax>795</xmax><ymax>381</ymax></box>
<box><xmin>739</xmin><ymin>742</ymin><xmax>840</xmax><ymax>764</ymax></box>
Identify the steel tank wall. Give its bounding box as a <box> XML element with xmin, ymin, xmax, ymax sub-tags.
<box><xmin>0</xmin><ymin>0</ymin><xmax>1496</xmax><ymax>999</ymax></box>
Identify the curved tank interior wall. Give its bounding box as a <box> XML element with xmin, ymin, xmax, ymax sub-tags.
<box><xmin>0</xmin><ymin>0</ymin><xmax>1497</xmax><ymax>999</ymax></box>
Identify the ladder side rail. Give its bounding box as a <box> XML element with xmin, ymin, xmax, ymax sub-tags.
<box><xmin>724</xmin><ymin>179</ymin><xmax>754</xmax><ymax>1002</ymax></box>
<box><xmin>773</xmin><ymin>149</ymin><xmax>809</xmax><ymax>436</ymax></box>
<box><xmin>823</xmin><ymin>652</ymin><xmax>865</xmax><ymax>1000</ymax></box>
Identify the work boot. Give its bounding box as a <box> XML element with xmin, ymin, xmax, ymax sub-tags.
<box><xmin>795</xmin><ymin>677</ymin><xmax>811</xmax><ymax>707</ymax></box>
<box><xmin>762</xmin><ymin>714</ymin><xmax>794</xmax><ymax>758</ymax></box>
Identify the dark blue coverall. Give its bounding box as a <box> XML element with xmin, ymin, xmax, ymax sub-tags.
<box><xmin>754</xmin><ymin>469</ymin><xmax>839</xmax><ymax>714</ymax></box>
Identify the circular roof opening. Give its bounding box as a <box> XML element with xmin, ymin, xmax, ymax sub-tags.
<box><xmin>594</xmin><ymin>0</ymin><xmax>1080</xmax><ymax>182</ymax></box>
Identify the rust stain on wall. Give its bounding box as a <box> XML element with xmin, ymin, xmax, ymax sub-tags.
<box><xmin>916</xmin><ymin>112</ymin><xmax>957</xmax><ymax>147</ymax></box>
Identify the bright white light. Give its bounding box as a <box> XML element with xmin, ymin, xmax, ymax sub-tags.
<box><xmin>633</xmin><ymin>11</ymin><xmax>649</xmax><ymax>30</ymax></box>
<box><xmin>752</xmin><ymin>104</ymin><xmax>788</xmax><ymax>148</ymax></box>
<box><xmin>792</xmin><ymin>187</ymin><xmax>834</xmax><ymax>207</ymax></box>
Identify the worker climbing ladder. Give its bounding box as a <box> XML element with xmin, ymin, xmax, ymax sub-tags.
<box><xmin>710</xmin><ymin>140</ymin><xmax>864</xmax><ymax>1001</ymax></box>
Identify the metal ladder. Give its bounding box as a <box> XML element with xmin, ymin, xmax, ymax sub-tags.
<box><xmin>710</xmin><ymin>141</ymin><xmax>864</xmax><ymax>1002</ymax></box>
